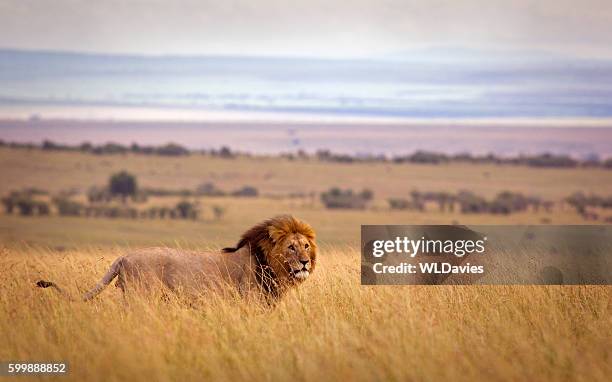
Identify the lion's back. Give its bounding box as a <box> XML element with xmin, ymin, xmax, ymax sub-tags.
<box><xmin>119</xmin><ymin>247</ymin><xmax>225</xmax><ymax>292</ymax></box>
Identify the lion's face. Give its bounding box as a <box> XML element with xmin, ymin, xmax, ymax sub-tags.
<box><xmin>268</xmin><ymin>232</ymin><xmax>316</xmax><ymax>284</ymax></box>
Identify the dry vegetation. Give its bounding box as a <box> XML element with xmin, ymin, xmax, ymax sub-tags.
<box><xmin>1</xmin><ymin>147</ymin><xmax>610</xmax><ymax>199</ymax></box>
<box><xmin>0</xmin><ymin>247</ymin><xmax>609</xmax><ymax>381</ymax></box>
<box><xmin>0</xmin><ymin>146</ymin><xmax>611</xmax><ymax>381</ymax></box>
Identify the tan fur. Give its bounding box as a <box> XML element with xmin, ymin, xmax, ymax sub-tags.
<box><xmin>37</xmin><ymin>215</ymin><xmax>317</xmax><ymax>303</ymax></box>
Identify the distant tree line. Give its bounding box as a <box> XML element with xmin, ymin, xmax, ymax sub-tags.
<box><xmin>1</xmin><ymin>189</ymin><xmax>50</xmax><ymax>216</ymax></box>
<box><xmin>1</xmin><ymin>171</ymin><xmax>231</xmax><ymax>221</ymax></box>
<box><xmin>1</xmin><ymin>190</ymin><xmax>220</xmax><ymax>221</ymax></box>
<box><xmin>2</xmin><ymin>139</ymin><xmax>611</xmax><ymax>169</ymax></box>
<box><xmin>317</xmin><ymin>150</ymin><xmax>611</xmax><ymax>169</ymax></box>
<box><xmin>387</xmin><ymin>190</ymin><xmax>557</xmax><ymax>215</ymax></box>
<box><xmin>386</xmin><ymin>189</ymin><xmax>611</xmax><ymax>221</ymax></box>
<box><xmin>0</xmin><ymin>139</ymin><xmax>236</xmax><ymax>158</ymax></box>
<box><xmin>566</xmin><ymin>192</ymin><xmax>612</xmax><ymax>221</ymax></box>
<box><xmin>320</xmin><ymin>188</ymin><xmax>374</xmax><ymax>209</ymax></box>
<box><xmin>142</xmin><ymin>183</ymin><xmax>258</xmax><ymax>198</ymax></box>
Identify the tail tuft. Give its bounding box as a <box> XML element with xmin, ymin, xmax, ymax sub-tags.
<box><xmin>36</xmin><ymin>280</ymin><xmax>54</xmax><ymax>288</ymax></box>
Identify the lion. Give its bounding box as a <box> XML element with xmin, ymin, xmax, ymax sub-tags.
<box><xmin>36</xmin><ymin>215</ymin><xmax>317</xmax><ymax>303</ymax></box>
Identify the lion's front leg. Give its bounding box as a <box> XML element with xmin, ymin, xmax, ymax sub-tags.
<box><xmin>237</xmin><ymin>271</ymin><xmax>268</xmax><ymax>305</ymax></box>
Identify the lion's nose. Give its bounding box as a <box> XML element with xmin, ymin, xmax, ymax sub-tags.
<box><xmin>299</xmin><ymin>259</ymin><xmax>309</xmax><ymax>266</ymax></box>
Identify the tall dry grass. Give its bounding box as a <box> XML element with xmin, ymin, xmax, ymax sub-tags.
<box><xmin>1</xmin><ymin>246</ymin><xmax>610</xmax><ymax>381</ymax></box>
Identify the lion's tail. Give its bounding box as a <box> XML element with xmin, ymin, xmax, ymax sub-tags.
<box><xmin>81</xmin><ymin>257</ymin><xmax>124</xmax><ymax>301</ymax></box>
<box><xmin>35</xmin><ymin>280</ymin><xmax>74</xmax><ymax>301</ymax></box>
<box><xmin>36</xmin><ymin>257</ymin><xmax>124</xmax><ymax>302</ymax></box>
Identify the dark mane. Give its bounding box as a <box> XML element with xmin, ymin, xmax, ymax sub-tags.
<box><xmin>221</xmin><ymin>216</ymin><xmax>286</xmax><ymax>300</ymax></box>
<box><xmin>221</xmin><ymin>215</ymin><xmax>316</xmax><ymax>301</ymax></box>
<box><xmin>221</xmin><ymin>218</ymin><xmax>272</xmax><ymax>253</ymax></box>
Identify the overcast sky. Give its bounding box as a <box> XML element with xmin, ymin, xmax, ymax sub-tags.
<box><xmin>1</xmin><ymin>0</ymin><xmax>611</xmax><ymax>58</ymax></box>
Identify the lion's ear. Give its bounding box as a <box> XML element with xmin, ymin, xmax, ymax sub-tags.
<box><xmin>267</xmin><ymin>226</ymin><xmax>286</xmax><ymax>243</ymax></box>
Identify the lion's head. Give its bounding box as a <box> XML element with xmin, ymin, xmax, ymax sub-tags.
<box><xmin>224</xmin><ymin>215</ymin><xmax>317</xmax><ymax>286</ymax></box>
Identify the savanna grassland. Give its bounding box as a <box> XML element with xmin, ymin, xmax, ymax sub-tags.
<box><xmin>0</xmin><ymin>146</ymin><xmax>611</xmax><ymax>381</ymax></box>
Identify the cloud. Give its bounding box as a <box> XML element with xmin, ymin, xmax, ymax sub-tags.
<box><xmin>0</xmin><ymin>0</ymin><xmax>611</xmax><ymax>58</ymax></box>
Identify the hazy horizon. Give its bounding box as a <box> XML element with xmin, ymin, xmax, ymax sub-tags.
<box><xmin>2</xmin><ymin>1</ymin><xmax>612</xmax><ymax>124</ymax></box>
<box><xmin>2</xmin><ymin>48</ymin><xmax>612</xmax><ymax>122</ymax></box>
<box><xmin>1</xmin><ymin>1</ymin><xmax>612</xmax><ymax>59</ymax></box>
<box><xmin>1</xmin><ymin>1</ymin><xmax>611</xmax><ymax>157</ymax></box>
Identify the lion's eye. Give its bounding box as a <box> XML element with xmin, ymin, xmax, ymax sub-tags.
<box><xmin>305</xmin><ymin>243</ymin><xmax>309</xmax><ymax>249</ymax></box>
<box><xmin>288</xmin><ymin>245</ymin><xmax>295</xmax><ymax>251</ymax></box>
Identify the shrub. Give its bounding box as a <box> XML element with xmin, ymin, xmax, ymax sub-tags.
<box><xmin>143</xmin><ymin>188</ymin><xmax>193</xmax><ymax>197</ymax></box>
<box><xmin>109</xmin><ymin>171</ymin><xmax>138</xmax><ymax>201</ymax></box>
<box><xmin>232</xmin><ymin>186</ymin><xmax>259</xmax><ymax>197</ymax></box>
<box><xmin>456</xmin><ymin>191</ymin><xmax>488</xmax><ymax>213</ymax></box>
<box><xmin>155</xmin><ymin>143</ymin><xmax>189</xmax><ymax>156</ymax></box>
<box><xmin>1</xmin><ymin>195</ymin><xmax>15</xmax><ymax>214</ymax></box>
<box><xmin>1</xmin><ymin>190</ymin><xmax>51</xmax><ymax>216</ymax></box>
<box><xmin>360</xmin><ymin>189</ymin><xmax>374</xmax><ymax>201</ymax></box>
<box><xmin>212</xmin><ymin>205</ymin><xmax>226</xmax><ymax>220</ymax></box>
<box><xmin>158</xmin><ymin>207</ymin><xmax>171</xmax><ymax>219</ymax></box>
<box><xmin>566</xmin><ymin>192</ymin><xmax>587</xmax><ymax>214</ymax></box>
<box><xmin>388</xmin><ymin>198</ymin><xmax>411</xmax><ymax>210</ymax></box>
<box><xmin>42</xmin><ymin>140</ymin><xmax>59</xmax><ymax>151</ymax></box>
<box><xmin>34</xmin><ymin>201</ymin><xmax>50</xmax><ymax>215</ymax></box>
<box><xmin>394</xmin><ymin>151</ymin><xmax>449</xmax><ymax>164</ymax></box>
<box><xmin>53</xmin><ymin>197</ymin><xmax>84</xmax><ymax>216</ymax></box>
<box><xmin>79</xmin><ymin>142</ymin><xmax>93</xmax><ymax>152</ymax></box>
<box><xmin>489</xmin><ymin>191</ymin><xmax>529</xmax><ymax>214</ymax></box>
<box><xmin>176</xmin><ymin>201</ymin><xmax>199</xmax><ymax>220</ymax></box>
<box><xmin>87</xmin><ymin>186</ymin><xmax>113</xmax><ymax>203</ymax></box>
<box><xmin>216</xmin><ymin>146</ymin><xmax>234</xmax><ymax>158</ymax></box>
<box><xmin>321</xmin><ymin>188</ymin><xmax>373</xmax><ymax>209</ymax></box>
<box><xmin>522</xmin><ymin>153</ymin><xmax>578</xmax><ymax>168</ymax></box>
<box><xmin>16</xmin><ymin>198</ymin><xmax>36</xmax><ymax>216</ymax></box>
<box><xmin>91</xmin><ymin>142</ymin><xmax>129</xmax><ymax>155</ymax></box>
<box><xmin>196</xmin><ymin>182</ymin><xmax>225</xmax><ymax>196</ymax></box>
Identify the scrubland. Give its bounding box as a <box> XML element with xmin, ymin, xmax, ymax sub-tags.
<box><xmin>1</xmin><ymin>247</ymin><xmax>610</xmax><ymax>381</ymax></box>
<box><xmin>0</xmin><ymin>147</ymin><xmax>610</xmax><ymax>381</ymax></box>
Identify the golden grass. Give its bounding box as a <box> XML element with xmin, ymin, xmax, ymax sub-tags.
<box><xmin>2</xmin><ymin>147</ymin><xmax>610</xmax><ymax>200</ymax></box>
<box><xmin>1</xmin><ymin>246</ymin><xmax>610</xmax><ymax>382</ymax></box>
<box><xmin>1</xmin><ymin>147</ymin><xmax>610</xmax><ymax>380</ymax></box>
<box><xmin>0</xmin><ymin>199</ymin><xmax>588</xmax><ymax>250</ymax></box>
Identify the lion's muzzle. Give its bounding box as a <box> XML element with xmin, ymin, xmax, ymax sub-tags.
<box><xmin>292</xmin><ymin>269</ymin><xmax>310</xmax><ymax>280</ymax></box>
<box><xmin>290</xmin><ymin>259</ymin><xmax>311</xmax><ymax>281</ymax></box>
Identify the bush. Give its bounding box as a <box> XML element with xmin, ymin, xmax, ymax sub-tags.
<box><xmin>143</xmin><ymin>188</ymin><xmax>193</xmax><ymax>197</ymax></box>
<box><xmin>1</xmin><ymin>190</ymin><xmax>50</xmax><ymax>216</ymax></box>
<box><xmin>489</xmin><ymin>191</ymin><xmax>529</xmax><ymax>214</ymax></box>
<box><xmin>394</xmin><ymin>151</ymin><xmax>449</xmax><ymax>164</ymax></box>
<box><xmin>34</xmin><ymin>201</ymin><xmax>50</xmax><ymax>215</ymax></box>
<box><xmin>456</xmin><ymin>191</ymin><xmax>488</xmax><ymax>213</ymax></box>
<box><xmin>212</xmin><ymin>205</ymin><xmax>226</xmax><ymax>220</ymax></box>
<box><xmin>87</xmin><ymin>186</ymin><xmax>113</xmax><ymax>203</ymax></box>
<box><xmin>16</xmin><ymin>198</ymin><xmax>36</xmax><ymax>216</ymax></box>
<box><xmin>109</xmin><ymin>171</ymin><xmax>138</xmax><ymax>201</ymax></box>
<box><xmin>1</xmin><ymin>195</ymin><xmax>15</xmax><ymax>214</ymax></box>
<box><xmin>232</xmin><ymin>186</ymin><xmax>259</xmax><ymax>197</ymax></box>
<box><xmin>91</xmin><ymin>142</ymin><xmax>129</xmax><ymax>155</ymax></box>
<box><xmin>215</xmin><ymin>146</ymin><xmax>233</xmax><ymax>158</ymax></box>
<box><xmin>522</xmin><ymin>153</ymin><xmax>578</xmax><ymax>168</ymax></box>
<box><xmin>388</xmin><ymin>198</ymin><xmax>411</xmax><ymax>210</ymax></box>
<box><xmin>176</xmin><ymin>201</ymin><xmax>199</xmax><ymax>220</ymax></box>
<box><xmin>53</xmin><ymin>197</ymin><xmax>84</xmax><ymax>216</ymax></box>
<box><xmin>360</xmin><ymin>189</ymin><xmax>374</xmax><ymax>201</ymax></box>
<box><xmin>321</xmin><ymin>188</ymin><xmax>373</xmax><ymax>209</ymax></box>
<box><xmin>196</xmin><ymin>182</ymin><xmax>225</xmax><ymax>196</ymax></box>
<box><xmin>155</xmin><ymin>143</ymin><xmax>189</xmax><ymax>156</ymax></box>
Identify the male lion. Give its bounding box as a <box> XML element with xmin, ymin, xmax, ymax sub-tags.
<box><xmin>37</xmin><ymin>215</ymin><xmax>317</xmax><ymax>303</ymax></box>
